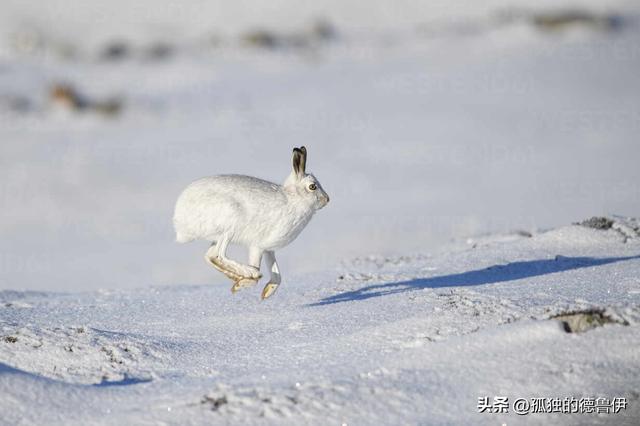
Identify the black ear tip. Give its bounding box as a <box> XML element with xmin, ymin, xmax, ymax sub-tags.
<box><xmin>292</xmin><ymin>146</ymin><xmax>307</xmax><ymax>156</ymax></box>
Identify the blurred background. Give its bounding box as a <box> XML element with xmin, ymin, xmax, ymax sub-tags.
<box><xmin>1</xmin><ymin>0</ymin><xmax>639</xmax><ymax>291</ymax></box>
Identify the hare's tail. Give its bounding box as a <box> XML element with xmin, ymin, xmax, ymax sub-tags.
<box><xmin>175</xmin><ymin>232</ymin><xmax>194</xmax><ymax>243</ymax></box>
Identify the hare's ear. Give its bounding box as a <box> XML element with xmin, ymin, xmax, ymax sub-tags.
<box><xmin>299</xmin><ymin>146</ymin><xmax>307</xmax><ymax>174</ymax></box>
<box><xmin>292</xmin><ymin>146</ymin><xmax>307</xmax><ymax>179</ymax></box>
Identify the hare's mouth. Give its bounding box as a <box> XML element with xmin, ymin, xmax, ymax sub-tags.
<box><xmin>318</xmin><ymin>194</ymin><xmax>330</xmax><ymax>208</ymax></box>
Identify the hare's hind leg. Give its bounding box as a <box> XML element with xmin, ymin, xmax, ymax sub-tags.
<box><xmin>205</xmin><ymin>238</ymin><xmax>240</xmax><ymax>281</ymax></box>
<box><xmin>261</xmin><ymin>251</ymin><xmax>281</xmax><ymax>300</ymax></box>
<box><xmin>229</xmin><ymin>246</ymin><xmax>264</xmax><ymax>293</ymax></box>
<box><xmin>205</xmin><ymin>237</ymin><xmax>262</xmax><ymax>292</ymax></box>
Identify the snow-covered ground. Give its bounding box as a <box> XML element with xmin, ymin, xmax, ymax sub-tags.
<box><xmin>1</xmin><ymin>0</ymin><xmax>640</xmax><ymax>424</ymax></box>
<box><xmin>2</xmin><ymin>219</ymin><xmax>640</xmax><ymax>424</ymax></box>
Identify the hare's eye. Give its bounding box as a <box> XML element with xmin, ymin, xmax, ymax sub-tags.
<box><xmin>308</xmin><ymin>183</ymin><xmax>317</xmax><ymax>191</ymax></box>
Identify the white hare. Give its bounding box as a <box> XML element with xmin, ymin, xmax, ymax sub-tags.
<box><xmin>173</xmin><ymin>146</ymin><xmax>329</xmax><ymax>299</ymax></box>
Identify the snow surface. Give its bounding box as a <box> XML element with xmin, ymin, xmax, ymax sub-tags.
<box><xmin>1</xmin><ymin>0</ymin><xmax>640</xmax><ymax>424</ymax></box>
<box><xmin>1</xmin><ymin>220</ymin><xmax>640</xmax><ymax>424</ymax></box>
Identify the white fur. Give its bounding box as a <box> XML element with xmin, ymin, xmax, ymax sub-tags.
<box><xmin>173</xmin><ymin>148</ymin><xmax>328</xmax><ymax>297</ymax></box>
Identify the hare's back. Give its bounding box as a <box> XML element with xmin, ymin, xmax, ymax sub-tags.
<box><xmin>192</xmin><ymin>175</ymin><xmax>283</xmax><ymax>204</ymax></box>
<box><xmin>174</xmin><ymin>174</ymin><xmax>286</xmax><ymax>240</ymax></box>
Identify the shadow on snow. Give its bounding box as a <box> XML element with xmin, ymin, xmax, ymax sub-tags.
<box><xmin>94</xmin><ymin>375</ymin><xmax>152</xmax><ymax>387</ymax></box>
<box><xmin>309</xmin><ymin>255</ymin><xmax>640</xmax><ymax>306</ymax></box>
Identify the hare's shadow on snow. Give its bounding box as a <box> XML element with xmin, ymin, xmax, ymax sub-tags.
<box><xmin>309</xmin><ymin>255</ymin><xmax>640</xmax><ymax>306</ymax></box>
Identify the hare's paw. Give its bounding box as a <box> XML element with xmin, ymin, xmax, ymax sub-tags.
<box><xmin>205</xmin><ymin>255</ymin><xmax>224</xmax><ymax>271</ymax></box>
<box><xmin>206</xmin><ymin>256</ymin><xmax>240</xmax><ymax>279</ymax></box>
<box><xmin>211</xmin><ymin>256</ymin><xmax>262</xmax><ymax>280</ymax></box>
<box><xmin>261</xmin><ymin>283</ymin><xmax>280</xmax><ymax>300</ymax></box>
<box><xmin>231</xmin><ymin>278</ymin><xmax>259</xmax><ymax>293</ymax></box>
<box><xmin>206</xmin><ymin>256</ymin><xmax>262</xmax><ymax>281</ymax></box>
<box><xmin>233</xmin><ymin>263</ymin><xmax>262</xmax><ymax>280</ymax></box>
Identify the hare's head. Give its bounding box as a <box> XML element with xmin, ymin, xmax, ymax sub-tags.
<box><xmin>284</xmin><ymin>146</ymin><xmax>329</xmax><ymax>209</ymax></box>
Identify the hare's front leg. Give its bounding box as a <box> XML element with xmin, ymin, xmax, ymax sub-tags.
<box><xmin>261</xmin><ymin>251</ymin><xmax>281</xmax><ymax>300</ymax></box>
<box><xmin>205</xmin><ymin>237</ymin><xmax>262</xmax><ymax>291</ymax></box>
